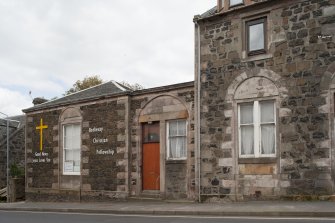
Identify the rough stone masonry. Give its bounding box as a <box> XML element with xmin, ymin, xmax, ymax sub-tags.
<box><xmin>194</xmin><ymin>0</ymin><xmax>335</xmax><ymax>201</ymax></box>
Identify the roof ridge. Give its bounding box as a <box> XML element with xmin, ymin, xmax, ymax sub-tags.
<box><xmin>112</xmin><ymin>80</ymin><xmax>127</xmax><ymax>91</ymax></box>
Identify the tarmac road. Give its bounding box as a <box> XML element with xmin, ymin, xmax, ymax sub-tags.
<box><xmin>1</xmin><ymin>211</ymin><xmax>335</xmax><ymax>223</ymax></box>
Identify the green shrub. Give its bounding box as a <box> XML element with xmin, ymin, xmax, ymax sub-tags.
<box><xmin>10</xmin><ymin>164</ymin><xmax>24</xmax><ymax>178</ymax></box>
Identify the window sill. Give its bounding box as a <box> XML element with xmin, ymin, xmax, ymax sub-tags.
<box><xmin>166</xmin><ymin>159</ymin><xmax>187</xmax><ymax>164</ymax></box>
<box><xmin>63</xmin><ymin>172</ymin><xmax>81</xmax><ymax>176</ymax></box>
<box><xmin>238</xmin><ymin>157</ymin><xmax>277</xmax><ymax>164</ymax></box>
<box><xmin>241</xmin><ymin>52</ymin><xmax>273</xmax><ymax>62</ymax></box>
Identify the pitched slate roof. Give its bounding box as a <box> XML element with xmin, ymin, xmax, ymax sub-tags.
<box><xmin>200</xmin><ymin>6</ymin><xmax>217</xmax><ymax>19</ymax></box>
<box><xmin>23</xmin><ymin>81</ymin><xmax>131</xmax><ymax>113</ymax></box>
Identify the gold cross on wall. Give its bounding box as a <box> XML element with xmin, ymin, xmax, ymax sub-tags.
<box><xmin>36</xmin><ymin>118</ymin><xmax>48</xmax><ymax>152</ymax></box>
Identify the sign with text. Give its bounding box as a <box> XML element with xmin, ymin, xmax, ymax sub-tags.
<box><xmin>89</xmin><ymin>126</ymin><xmax>115</xmax><ymax>155</ymax></box>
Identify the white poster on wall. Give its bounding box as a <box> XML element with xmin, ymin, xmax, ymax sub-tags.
<box><xmin>64</xmin><ymin>161</ymin><xmax>74</xmax><ymax>172</ymax></box>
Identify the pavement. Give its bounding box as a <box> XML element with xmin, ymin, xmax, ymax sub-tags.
<box><xmin>0</xmin><ymin>200</ymin><xmax>335</xmax><ymax>218</ymax></box>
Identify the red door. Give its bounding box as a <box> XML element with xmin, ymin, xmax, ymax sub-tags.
<box><xmin>142</xmin><ymin>122</ymin><xmax>160</xmax><ymax>190</ymax></box>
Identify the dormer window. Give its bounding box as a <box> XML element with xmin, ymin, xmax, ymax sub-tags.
<box><xmin>230</xmin><ymin>0</ymin><xmax>244</xmax><ymax>7</ymax></box>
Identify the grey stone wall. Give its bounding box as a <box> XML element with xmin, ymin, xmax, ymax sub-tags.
<box><xmin>196</xmin><ymin>0</ymin><xmax>335</xmax><ymax>200</ymax></box>
<box><xmin>130</xmin><ymin>85</ymin><xmax>195</xmax><ymax>200</ymax></box>
<box><xmin>81</xmin><ymin>98</ymin><xmax>128</xmax><ymax>194</ymax></box>
<box><xmin>165</xmin><ymin>161</ymin><xmax>187</xmax><ymax>199</ymax></box>
<box><xmin>25</xmin><ymin>85</ymin><xmax>194</xmax><ymax>201</ymax></box>
<box><xmin>26</xmin><ymin>110</ymin><xmax>61</xmax><ymax>190</ymax></box>
<box><xmin>26</xmin><ymin>97</ymin><xmax>128</xmax><ymax>201</ymax></box>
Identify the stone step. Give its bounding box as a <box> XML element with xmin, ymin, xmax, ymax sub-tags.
<box><xmin>0</xmin><ymin>187</ymin><xmax>6</xmax><ymax>198</ymax></box>
<box><xmin>128</xmin><ymin>196</ymin><xmax>162</xmax><ymax>202</ymax></box>
<box><xmin>128</xmin><ymin>190</ymin><xmax>162</xmax><ymax>201</ymax></box>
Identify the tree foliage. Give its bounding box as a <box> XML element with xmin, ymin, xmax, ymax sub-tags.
<box><xmin>65</xmin><ymin>75</ymin><xmax>103</xmax><ymax>95</ymax></box>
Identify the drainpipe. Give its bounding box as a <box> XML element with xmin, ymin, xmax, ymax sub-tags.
<box><xmin>194</xmin><ymin>17</ymin><xmax>201</xmax><ymax>203</ymax></box>
<box><xmin>6</xmin><ymin>118</ymin><xmax>9</xmax><ymax>203</ymax></box>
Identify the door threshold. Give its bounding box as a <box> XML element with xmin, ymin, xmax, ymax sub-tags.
<box><xmin>142</xmin><ymin>190</ymin><xmax>160</xmax><ymax>194</ymax></box>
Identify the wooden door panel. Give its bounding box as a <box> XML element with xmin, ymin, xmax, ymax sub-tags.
<box><xmin>143</xmin><ymin>143</ymin><xmax>160</xmax><ymax>190</ymax></box>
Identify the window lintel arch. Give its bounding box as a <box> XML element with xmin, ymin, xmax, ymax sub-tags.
<box><xmin>225</xmin><ymin>68</ymin><xmax>282</xmax><ymax>103</ymax></box>
<box><xmin>234</xmin><ymin>76</ymin><xmax>279</xmax><ymax>100</ymax></box>
<box><xmin>59</xmin><ymin>106</ymin><xmax>82</xmax><ymax>124</ymax></box>
<box><xmin>138</xmin><ymin>94</ymin><xmax>190</xmax><ymax>123</ymax></box>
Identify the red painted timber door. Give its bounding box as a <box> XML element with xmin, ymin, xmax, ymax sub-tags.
<box><xmin>142</xmin><ymin>122</ymin><xmax>160</xmax><ymax>190</ymax></box>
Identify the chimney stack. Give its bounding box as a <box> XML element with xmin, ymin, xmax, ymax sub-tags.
<box><xmin>217</xmin><ymin>0</ymin><xmax>224</xmax><ymax>12</ymax></box>
<box><xmin>32</xmin><ymin>97</ymin><xmax>48</xmax><ymax>106</ymax></box>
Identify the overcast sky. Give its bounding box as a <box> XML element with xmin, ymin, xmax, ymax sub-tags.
<box><xmin>0</xmin><ymin>0</ymin><xmax>216</xmax><ymax>116</ymax></box>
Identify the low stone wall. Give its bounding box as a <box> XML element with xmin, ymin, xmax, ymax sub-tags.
<box><xmin>8</xmin><ymin>177</ymin><xmax>25</xmax><ymax>202</ymax></box>
<box><xmin>25</xmin><ymin>188</ymin><xmax>127</xmax><ymax>202</ymax></box>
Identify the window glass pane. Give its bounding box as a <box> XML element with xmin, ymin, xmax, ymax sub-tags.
<box><xmin>64</xmin><ymin>135</ymin><xmax>70</xmax><ymax>149</ymax></box>
<box><xmin>249</xmin><ymin>22</ymin><xmax>264</xmax><ymax>51</ymax></box>
<box><xmin>64</xmin><ymin>126</ymin><xmax>72</xmax><ymax>149</ymax></box>
<box><xmin>230</xmin><ymin>0</ymin><xmax>243</xmax><ymax>5</ymax></box>
<box><xmin>73</xmin><ymin>161</ymin><xmax>80</xmax><ymax>172</ymax></box>
<box><xmin>240</xmin><ymin>103</ymin><xmax>253</xmax><ymax>124</ymax></box>
<box><xmin>169</xmin><ymin>121</ymin><xmax>178</xmax><ymax>136</ymax></box>
<box><xmin>64</xmin><ymin>161</ymin><xmax>73</xmax><ymax>172</ymax></box>
<box><xmin>142</xmin><ymin>122</ymin><xmax>160</xmax><ymax>143</ymax></box>
<box><xmin>65</xmin><ymin>149</ymin><xmax>73</xmax><ymax>161</ymax></box>
<box><xmin>73</xmin><ymin>124</ymin><xmax>80</xmax><ymax>137</ymax></box>
<box><xmin>261</xmin><ymin>124</ymin><xmax>275</xmax><ymax>154</ymax></box>
<box><xmin>168</xmin><ymin>120</ymin><xmax>186</xmax><ymax>159</ymax></box>
<box><xmin>177</xmin><ymin>120</ymin><xmax>186</xmax><ymax>135</ymax></box>
<box><xmin>63</xmin><ymin>124</ymin><xmax>81</xmax><ymax>173</ymax></box>
<box><xmin>169</xmin><ymin>137</ymin><xmax>187</xmax><ymax>158</ymax></box>
<box><xmin>179</xmin><ymin>137</ymin><xmax>186</xmax><ymax>157</ymax></box>
<box><xmin>72</xmin><ymin>130</ymin><xmax>81</xmax><ymax>149</ymax></box>
<box><xmin>169</xmin><ymin>137</ymin><xmax>178</xmax><ymax>158</ymax></box>
<box><xmin>260</xmin><ymin>101</ymin><xmax>274</xmax><ymax>123</ymax></box>
<box><xmin>73</xmin><ymin>149</ymin><xmax>80</xmax><ymax>161</ymax></box>
<box><xmin>241</xmin><ymin>125</ymin><xmax>254</xmax><ymax>155</ymax></box>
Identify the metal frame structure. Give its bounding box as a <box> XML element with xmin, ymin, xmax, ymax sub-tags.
<box><xmin>0</xmin><ymin>112</ymin><xmax>21</xmax><ymax>202</ymax></box>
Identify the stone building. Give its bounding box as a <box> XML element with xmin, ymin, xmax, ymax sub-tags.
<box><xmin>194</xmin><ymin>0</ymin><xmax>335</xmax><ymax>200</ymax></box>
<box><xmin>23</xmin><ymin>0</ymin><xmax>335</xmax><ymax>202</ymax></box>
<box><xmin>23</xmin><ymin>81</ymin><xmax>195</xmax><ymax>201</ymax></box>
<box><xmin>0</xmin><ymin>116</ymin><xmax>25</xmax><ymax>189</ymax></box>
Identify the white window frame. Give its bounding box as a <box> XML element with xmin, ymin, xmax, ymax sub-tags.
<box><xmin>166</xmin><ymin>120</ymin><xmax>187</xmax><ymax>160</ymax></box>
<box><xmin>238</xmin><ymin>100</ymin><xmax>276</xmax><ymax>158</ymax></box>
<box><xmin>63</xmin><ymin>124</ymin><xmax>81</xmax><ymax>175</ymax></box>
